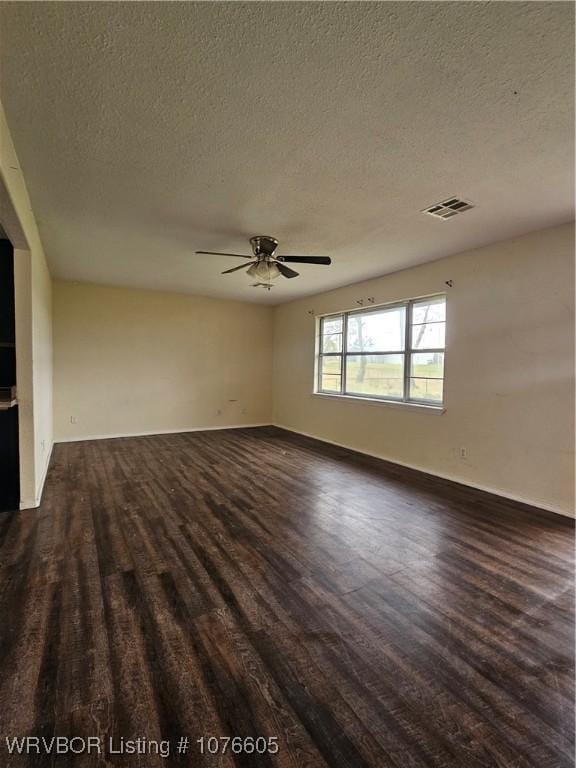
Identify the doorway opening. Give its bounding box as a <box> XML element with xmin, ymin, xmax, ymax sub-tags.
<box><xmin>0</xmin><ymin>236</ymin><xmax>20</xmax><ymax>511</ymax></box>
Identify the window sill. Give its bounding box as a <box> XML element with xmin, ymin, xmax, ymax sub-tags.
<box><xmin>312</xmin><ymin>392</ymin><xmax>445</xmax><ymax>414</ymax></box>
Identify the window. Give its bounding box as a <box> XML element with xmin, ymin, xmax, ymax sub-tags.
<box><xmin>316</xmin><ymin>295</ymin><xmax>446</xmax><ymax>406</ymax></box>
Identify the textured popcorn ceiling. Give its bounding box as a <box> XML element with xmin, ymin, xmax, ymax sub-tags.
<box><xmin>0</xmin><ymin>2</ymin><xmax>573</xmax><ymax>304</ymax></box>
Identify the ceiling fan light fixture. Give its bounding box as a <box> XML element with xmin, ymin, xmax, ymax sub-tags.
<box><xmin>249</xmin><ymin>261</ymin><xmax>281</xmax><ymax>280</ymax></box>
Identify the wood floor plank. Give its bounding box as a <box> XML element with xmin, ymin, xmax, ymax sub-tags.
<box><xmin>0</xmin><ymin>426</ymin><xmax>573</xmax><ymax>767</ymax></box>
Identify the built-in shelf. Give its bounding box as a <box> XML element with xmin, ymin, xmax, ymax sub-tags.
<box><xmin>0</xmin><ymin>342</ymin><xmax>15</xmax><ymax>348</ymax></box>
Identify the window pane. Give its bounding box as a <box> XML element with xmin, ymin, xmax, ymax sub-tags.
<box><xmin>411</xmin><ymin>352</ymin><xmax>444</xmax><ymax>379</ymax></box>
<box><xmin>322</xmin><ymin>315</ymin><xmax>343</xmax><ymax>335</ymax></box>
<box><xmin>409</xmin><ymin>378</ymin><xmax>443</xmax><ymax>403</ymax></box>
<box><xmin>321</xmin><ymin>375</ymin><xmax>341</xmax><ymax>393</ymax></box>
<box><xmin>322</xmin><ymin>333</ymin><xmax>342</xmax><ymax>353</ymax></box>
<box><xmin>412</xmin><ymin>296</ymin><xmax>446</xmax><ymax>324</ymax></box>
<box><xmin>411</xmin><ymin>321</ymin><xmax>445</xmax><ymax>349</ymax></box>
<box><xmin>345</xmin><ymin>354</ymin><xmax>404</xmax><ymax>399</ymax></box>
<box><xmin>321</xmin><ymin>356</ymin><xmax>342</xmax><ymax>376</ymax></box>
<box><xmin>347</xmin><ymin>306</ymin><xmax>406</xmax><ymax>352</ymax></box>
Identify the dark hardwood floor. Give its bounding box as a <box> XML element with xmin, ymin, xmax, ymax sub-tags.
<box><xmin>0</xmin><ymin>426</ymin><xmax>573</xmax><ymax>767</ymax></box>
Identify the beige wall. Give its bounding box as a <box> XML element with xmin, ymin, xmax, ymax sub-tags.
<box><xmin>53</xmin><ymin>282</ymin><xmax>273</xmax><ymax>441</ymax></box>
<box><xmin>0</xmin><ymin>102</ymin><xmax>53</xmax><ymax>507</ymax></box>
<box><xmin>272</xmin><ymin>223</ymin><xmax>575</xmax><ymax>517</ymax></box>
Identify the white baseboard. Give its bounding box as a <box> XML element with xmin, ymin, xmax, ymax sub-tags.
<box><xmin>20</xmin><ymin>440</ymin><xmax>53</xmax><ymax>510</ymax></box>
<box><xmin>272</xmin><ymin>423</ymin><xmax>574</xmax><ymax>519</ymax></box>
<box><xmin>55</xmin><ymin>422</ymin><xmax>272</xmax><ymax>444</ymax></box>
<box><xmin>19</xmin><ymin>500</ymin><xmax>38</xmax><ymax>510</ymax></box>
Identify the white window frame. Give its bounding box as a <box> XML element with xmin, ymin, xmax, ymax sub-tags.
<box><xmin>315</xmin><ymin>294</ymin><xmax>446</xmax><ymax>406</ymax></box>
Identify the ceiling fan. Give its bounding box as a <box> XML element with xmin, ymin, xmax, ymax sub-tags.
<box><xmin>195</xmin><ymin>235</ymin><xmax>332</xmax><ymax>282</ymax></box>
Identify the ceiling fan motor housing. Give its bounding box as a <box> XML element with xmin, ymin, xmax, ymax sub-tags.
<box><xmin>250</xmin><ymin>236</ymin><xmax>278</xmax><ymax>258</ymax></box>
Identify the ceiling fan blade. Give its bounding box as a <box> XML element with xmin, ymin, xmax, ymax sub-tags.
<box><xmin>275</xmin><ymin>262</ymin><xmax>299</xmax><ymax>279</ymax></box>
<box><xmin>279</xmin><ymin>256</ymin><xmax>331</xmax><ymax>265</ymax></box>
<box><xmin>221</xmin><ymin>261</ymin><xmax>255</xmax><ymax>274</ymax></box>
<box><xmin>196</xmin><ymin>250</ymin><xmax>250</xmax><ymax>258</ymax></box>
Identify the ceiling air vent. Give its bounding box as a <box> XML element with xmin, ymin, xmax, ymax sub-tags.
<box><xmin>423</xmin><ymin>197</ymin><xmax>474</xmax><ymax>220</ymax></box>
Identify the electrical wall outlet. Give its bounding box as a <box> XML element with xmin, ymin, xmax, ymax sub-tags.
<box><xmin>459</xmin><ymin>447</ymin><xmax>467</xmax><ymax>459</ymax></box>
<box><xmin>70</xmin><ymin>416</ymin><xmax>77</xmax><ymax>424</ymax></box>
